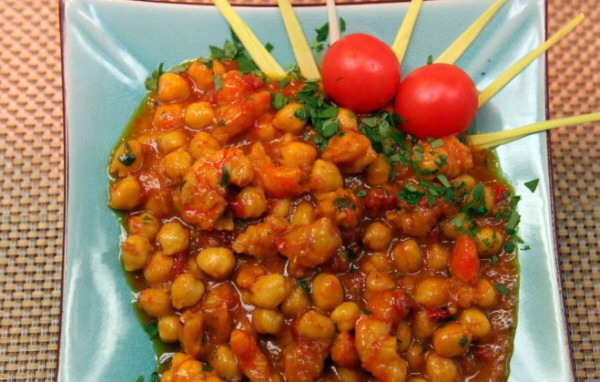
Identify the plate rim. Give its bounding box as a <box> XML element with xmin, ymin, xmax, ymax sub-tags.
<box><xmin>56</xmin><ymin>0</ymin><xmax>575</xmax><ymax>381</ymax></box>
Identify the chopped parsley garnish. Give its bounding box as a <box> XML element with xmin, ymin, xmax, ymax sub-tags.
<box><xmin>431</xmin><ymin>139</ymin><xmax>444</xmax><ymax>148</ymax></box>
<box><xmin>143</xmin><ymin>322</ymin><xmax>158</xmax><ymax>339</ymax></box>
<box><xmin>135</xmin><ymin>377</ymin><xmax>144</xmax><ymax>382</ymax></box>
<box><xmin>265</xmin><ymin>42</ymin><xmax>274</xmax><ymax>52</ymax></box>
<box><xmin>214</xmin><ymin>75</ymin><xmax>223</xmax><ymax>90</ymax></box>
<box><xmin>503</xmin><ymin>240</ymin><xmax>515</xmax><ymax>253</ymax></box>
<box><xmin>362</xmin><ymin>308</ymin><xmax>373</xmax><ymax>316</ymax></box>
<box><xmin>221</xmin><ymin>167</ymin><xmax>230</xmax><ymax>187</ymax></box>
<box><xmin>427</xmin><ymin>54</ymin><xmax>434</xmax><ymax>65</ymax></box>
<box><xmin>209</xmin><ymin>31</ymin><xmax>263</xmax><ymax>77</ymax></box>
<box><xmin>491</xmin><ymin>255</ymin><xmax>499</xmax><ymax>266</ymax></box>
<box><xmin>144</xmin><ymin>62</ymin><xmax>164</xmax><ymax>91</ymax></box>
<box><xmin>295</xmin><ymin>279</ymin><xmax>310</xmax><ymax>294</ymax></box>
<box><xmin>458</xmin><ymin>334</ymin><xmax>469</xmax><ymax>347</ymax></box>
<box><xmin>437</xmin><ymin>174</ymin><xmax>452</xmax><ymax>188</ymax></box>
<box><xmin>118</xmin><ymin>142</ymin><xmax>136</xmax><ymax>167</ymax></box>
<box><xmin>505</xmin><ymin>209</ymin><xmax>520</xmax><ymax>235</ymax></box>
<box><xmin>294</xmin><ymin>82</ymin><xmax>341</xmax><ymax>150</ymax></box>
<box><xmin>356</xmin><ymin>190</ymin><xmax>367</xmax><ymax>197</ymax></box>
<box><xmin>272</xmin><ymin>92</ymin><xmax>288</xmax><ymax>110</ymax></box>
<box><xmin>202</xmin><ymin>364</ymin><xmax>214</xmax><ymax>373</ymax></box>
<box><xmin>461</xmin><ymin>183</ymin><xmax>488</xmax><ymax>216</ymax></box>
<box><xmin>334</xmin><ymin>197</ymin><xmax>356</xmax><ymax>211</ymax></box>
<box><xmin>398</xmin><ymin>185</ymin><xmax>425</xmax><ymax>207</ymax></box>
<box><xmin>495</xmin><ymin>283</ymin><xmax>510</xmax><ymax>295</ymax></box>
<box><xmin>521</xmin><ymin>245</ymin><xmax>531</xmax><ymax>251</ymax></box>
<box><xmin>149</xmin><ymin>372</ymin><xmax>160</xmax><ymax>382</ymax></box>
<box><xmin>340</xmin><ymin>17</ymin><xmax>347</xmax><ymax>32</ymax></box>
<box><xmin>524</xmin><ymin>178</ymin><xmax>540</xmax><ymax>193</ymax></box>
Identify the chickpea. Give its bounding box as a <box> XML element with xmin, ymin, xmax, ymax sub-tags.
<box><xmin>407</xmin><ymin>342</ymin><xmax>426</xmax><ymax>371</ymax></box>
<box><xmin>465</xmin><ymin>185</ymin><xmax>496</xmax><ymax>216</ymax></box>
<box><xmin>451</xmin><ymin>174</ymin><xmax>476</xmax><ymax>191</ymax></box>
<box><xmin>361</xmin><ymin>252</ymin><xmax>390</xmax><ymax>273</ymax></box>
<box><xmin>144</xmin><ymin>252</ymin><xmax>173</xmax><ymax>285</ymax></box>
<box><xmin>110</xmin><ymin>140</ymin><xmax>144</xmax><ymax>177</ymax></box>
<box><xmin>432</xmin><ymin>322</ymin><xmax>471</xmax><ymax>357</ymax></box>
<box><xmin>138</xmin><ymin>288</ymin><xmax>172</xmax><ymax>318</ymax></box>
<box><xmin>127</xmin><ymin>211</ymin><xmax>161</xmax><ymax>239</ymax></box>
<box><xmin>311</xmin><ymin>273</ymin><xmax>344</xmax><ymax>311</ymax></box>
<box><xmin>281</xmin><ymin>286</ymin><xmax>310</xmax><ymax>317</ymax></box>
<box><xmin>392</xmin><ymin>239</ymin><xmax>423</xmax><ymax>273</ymax></box>
<box><xmin>253</xmin><ymin>308</ymin><xmax>284</xmax><ymax>334</ymax></box>
<box><xmin>413</xmin><ymin>310</ymin><xmax>438</xmax><ymax>340</ymax></box>
<box><xmin>458</xmin><ymin>308</ymin><xmax>491</xmax><ymax>339</ymax></box>
<box><xmin>158</xmin><ymin>72</ymin><xmax>190</xmax><ymax>103</ymax></box>
<box><xmin>251</xmin><ymin>274</ymin><xmax>290</xmax><ymax>309</ymax></box>
<box><xmin>153</xmin><ymin>104</ymin><xmax>184</xmax><ymax>131</ymax></box>
<box><xmin>196</xmin><ymin>247</ymin><xmax>235</xmax><ymax>279</ymax></box>
<box><xmin>157</xmin><ymin>221</ymin><xmax>189</xmax><ymax>255</ymax></box>
<box><xmin>310</xmin><ymin>160</ymin><xmax>344</xmax><ymax>193</ymax></box>
<box><xmin>475</xmin><ymin>227</ymin><xmax>504</xmax><ymax>256</ymax></box>
<box><xmin>474</xmin><ymin>278</ymin><xmax>497</xmax><ymax>308</ymax></box>
<box><xmin>171</xmin><ymin>273</ymin><xmax>205</xmax><ymax>309</ymax></box>
<box><xmin>162</xmin><ymin>151</ymin><xmax>192</xmax><ymax>182</ymax></box>
<box><xmin>187</xmin><ymin>60</ymin><xmax>214</xmax><ymax>91</ymax></box>
<box><xmin>110</xmin><ymin>176</ymin><xmax>142</xmax><ymax>210</ymax></box>
<box><xmin>185</xmin><ymin>101</ymin><xmax>214</xmax><ymax>130</ymax></box>
<box><xmin>120</xmin><ymin>235</ymin><xmax>153</xmax><ymax>272</ymax></box>
<box><xmin>396</xmin><ymin>321</ymin><xmax>412</xmax><ymax>352</ymax></box>
<box><xmin>425</xmin><ymin>352</ymin><xmax>459</xmax><ymax>382</ymax></box>
<box><xmin>269</xmin><ymin>198</ymin><xmax>291</xmax><ymax>218</ymax></box>
<box><xmin>232</xmin><ymin>186</ymin><xmax>267</xmax><ymax>219</ymax></box>
<box><xmin>158</xmin><ymin>315</ymin><xmax>181</xmax><ymax>343</ymax></box>
<box><xmin>415</xmin><ymin>278</ymin><xmax>449</xmax><ymax>309</ymax></box>
<box><xmin>337</xmin><ymin>108</ymin><xmax>358</xmax><ymax>131</ymax></box>
<box><xmin>250</xmin><ymin>113</ymin><xmax>276</xmax><ymax>142</ymax></box>
<box><xmin>425</xmin><ymin>243</ymin><xmax>450</xmax><ymax>271</ymax></box>
<box><xmin>440</xmin><ymin>213</ymin><xmax>473</xmax><ymax>239</ymax></box>
<box><xmin>331</xmin><ymin>302</ymin><xmax>360</xmax><ymax>332</ymax></box>
<box><xmin>281</xmin><ymin>142</ymin><xmax>317</xmax><ymax>169</ymax></box>
<box><xmin>297</xmin><ymin>310</ymin><xmax>335</xmax><ymax>340</ymax></box>
<box><xmin>189</xmin><ymin>131</ymin><xmax>220</xmax><ymax>159</ymax></box>
<box><xmin>366</xmin><ymin>154</ymin><xmax>391</xmax><ymax>186</ymax></box>
<box><xmin>158</xmin><ymin>130</ymin><xmax>187</xmax><ymax>154</ymax></box>
<box><xmin>362</xmin><ymin>221</ymin><xmax>392</xmax><ymax>251</ymax></box>
<box><xmin>161</xmin><ymin>370</ymin><xmax>172</xmax><ymax>382</ymax></box>
<box><xmin>211</xmin><ymin>345</ymin><xmax>242</xmax><ymax>382</ymax></box>
<box><xmin>365</xmin><ymin>271</ymin><xmax>395</xmax><ymax>295</ymax></box>
<box><xmin>271</xmin><ymin>103</ymin><xmax>307</xmax><ymax>133</ymax></box>
<box><xmin>291</xmin><ymin>201</ymin><xmax>315</xmax><ymax>226</ymax></box>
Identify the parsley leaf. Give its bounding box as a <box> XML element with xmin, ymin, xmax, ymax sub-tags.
<box><xmin>134</xmin><ymin>377</ymin><xmax>144</xmax><ymax>382</ymax></box>
<box><xmin>144</xmin><ymin>63</ymin><xmax>164</xmax><ymax>91</ymax></box>
<box><xmin>356</xmin><ymin>190</ymin><xmax>367</xmax><ymax>197</ymax></box>
<box><xmin>524</xmin><ymin>178</ymin><xmax>539</xmax><ymax>193</ymax></box>
<box><xmin>458</xmin><ymin>334</ymin><xmax>469</xmax><ymax>347</ymax></box>
<box><xmin>491</xmin><ymin>255</ymin><xmax>499</xmax><ymax>266</ymax></box>
<box><xmin>202</xmin><ymin>364</ymin><xmax>214</xmax><ymax>372</ymax></box>
<box><xmin>149</xmin><ymin>372</ymin><xmax>160</xmax><ymax>382</ymax></box>
<box><xmin>495</xmin><ymin>283</ymin><xmax>510</xmax><ymax>295</ymax></box>
<box><xmin>339</xmin><ymin>17</ymin><xmax>346</xmax><ymax>32</ymax></box>
<box><xmin>221</xmin><ymin>167</ymin><xmax>230</xmax><ymax>187</ymax></box>
<box><xmin>214</xmin><ymin>75</ymin><xmax>223</xmax><ymax>90</ymax></box>
<box><xmin>272</xmin><ymin>92</ymin><xmax>288</xmax><ymax>110</ymax></box>
<box><xmin>143</xmin><ymin>323</ymin><xmax>158</xmax><ymax>339</ymax></box>
<box><xmin>295</xmin><ymin>279</ymin><xmax>310</xmax><ymax>294</ymax></box>
<box><xmin>118</xmin><ymin>142</ymin><xmax>136</xmax><ymax>167</ymax></box>
<box><xmin>398</xmin><ymin>185</ymin><xmax>425</xmax><ymax>207</ymax></box>
<box><xmin>265</xmin><ymin>42</ymin><xmax>274</xmax><ymax>52</ymax></box>
<box><xmin>427</xmin><ymin>54</ymin><xmax>433</xmax><ymax>65</ymax></box>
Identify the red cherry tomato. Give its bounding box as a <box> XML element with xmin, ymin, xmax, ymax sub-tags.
<box><xmin>394</xmin><ymin>63</ymin><xmax>478</xmax><ymax>139</ymax></box>
<box><xmin>321</xmin><ymin>33</ymin><xmax>400</xmax><ymax>113</ymax></box>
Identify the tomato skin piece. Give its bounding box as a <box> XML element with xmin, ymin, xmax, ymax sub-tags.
<box><xmin>321</xmin><ymin>33</ymin><xmax>400</xmax><ymax>113</ymax></box>
<box><xmin>450</xmin><ymin>235</ymin><xmax>480</xmax><ymax>285</ymax></box>
<box><xmin>394</xmin><ymin>63</ymin><xmax>478</xmax><ymax>139</ymax></box>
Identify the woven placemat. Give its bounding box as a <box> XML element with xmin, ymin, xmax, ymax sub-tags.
<box><xmin>0</xmin><ymin>0</ymin><xmax>597</xmax><ymax>381</ymax></box>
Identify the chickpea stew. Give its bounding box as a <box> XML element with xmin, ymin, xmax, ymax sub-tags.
<box><xmin>109</xmin><ymin>43</ymin><xmax>519</xmax><ymax>382</ymax></box>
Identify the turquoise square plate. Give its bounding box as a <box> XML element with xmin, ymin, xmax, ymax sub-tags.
<box><xmin>59</xmin><ymin>0</ymin><xmax>573</xmax><ymax>381</ymax></box>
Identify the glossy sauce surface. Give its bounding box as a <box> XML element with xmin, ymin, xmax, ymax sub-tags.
<box><xmin>109</xmin><ymin>58</ymin><xmax>518</xmax><ymax>382</ymax></box>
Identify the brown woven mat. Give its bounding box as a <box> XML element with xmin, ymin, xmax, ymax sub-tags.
<box><xmin>0</xmin><ymin>0</ymin><xmax>597</xmax><ymax>381</ymax></box>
